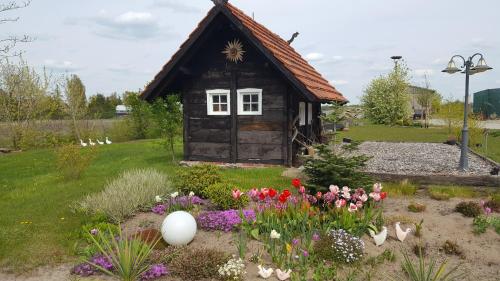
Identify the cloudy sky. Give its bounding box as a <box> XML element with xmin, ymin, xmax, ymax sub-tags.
<box><xmin>4</xmin><ymin>0</ymin><xmax>499</xmax><ymax>104</ymax></box>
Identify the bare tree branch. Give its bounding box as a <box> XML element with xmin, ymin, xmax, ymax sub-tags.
<box><xmin>0</xmin><ymin>1</ymin><xmax>32</xmax><ymax>58</ymax></box>
<box><xmin>0</xmin><ymin>1</ymin><xmax>31</xmax><ymax>13</ymax></box>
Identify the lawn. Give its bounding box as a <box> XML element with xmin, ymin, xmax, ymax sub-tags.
<box><xmin>338</xmin><ymin>123</ymin><xmax>500</xmax><ymax>162</ymax></box>
<box><xmin>0</xmin><ymin>139</ymin><xmax>289</xmax><ymax>271</ymax></box>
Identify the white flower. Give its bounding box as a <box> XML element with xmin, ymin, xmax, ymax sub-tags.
<box><xmin>155</xmin><ymin>195</ymin><xmax>162</xmax><ymax>203</ymax></box>
<box><xmin>189</xmin><ymin>191</ymin><xmax>195</xmax><ymax>197</ymax></box>
<box><xmin>270</xmin><ymin>229</ymin><xmax>281</xmax><ymax>239</ymax></box>
<box><xmin>170</xmin><ymin>191</ymin><xmax>179</xmax><ymax>198</ymax></box>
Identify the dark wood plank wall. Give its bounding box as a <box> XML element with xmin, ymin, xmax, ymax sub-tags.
<box><xmin>179</xmin><ymin>16</ymin><xmax>288</xmax><ymax>164</ymax></box>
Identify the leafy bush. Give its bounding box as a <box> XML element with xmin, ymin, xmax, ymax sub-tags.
<box><xmin>169</xmin><ymin>248</ymin><xmax>229</xmax><ymax>280</ymax></box>
<box><xmin>56</xmin><ymin>144</ymin><xmax>96</xmax><ymax>179</ymax></box>
<box><xmin>177</xmin><ymin>164</ymin><xmax>222</xmax><ymax>196</ymax></box>
<box><xmin>86</xmin><ymin>225</ymin><xmax>160</xmax><ymax>281</ymax></box>
<box><xmin>303</xmin><ymin>144</ymin><xmax>372</xmax><ymax>192</ymax></box>
<box><xmin>78</xmin><ymin>169</ymin><xmax>172</xmax><ymax>222</ymax></box>
<box><xmin>455</xmin><ymin>201</ymin><xmax>482</xmax><ymax>217</ymax></box>
<box><xmin>203</xmin><ymin>182</ymin><xmax>249</xmax><ymax>210</ymax></box>
<box><xmin>473</xmin><ymin>215</ymin><xmax>500</xmax><ymax>235</ymax></box>
<box><xmin>314</xmin><ymin>229</ymin><xmax>364</xmax><ymax>263</ymax></box>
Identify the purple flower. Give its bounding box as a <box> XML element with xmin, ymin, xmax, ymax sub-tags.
<box><xmin>90</xmin><ymin>228</ymin><xmax>98</xmax><ymax>235</ymax></box>
<box><xmin>197</xmin><ymin>209</ymin><xmax>256</xmax><ymax>232</ymax></box>
<box><xmin>71</xmin><ymin>263</ymin><xmax>95</xmax><ymax>277</ymax></box>
<box><xmin>152</xmin><ymin>204</ymin><xmax>166</xmax><ymax>215</ymax></box>
<box><xmin>71</xmin><ymin>255</ymin><xmax>113</xmax><ymax>277</ymax></box>
<box><xmin>485</xmin><ymin>207</ymin><xmax>492</xmax><ymax>216</ymax></box>
<box><xmin>312</xmin><ymin>233</ymin><xmax>320</xmax><ymax>241</ymax></box>
<box><xmin>141</xmin><ymin>264</ymin><xmax>168</xmax><ymax>280</ymax></box>
<box><xmin>292</xmin><ymin>238</ymin><xmax>300</xmax><ymax>246</ymax></box>
<box><xmin>91</xmin><ymin>255</ymin><xmax>113</xmax><ymax>271</ymax></box>
<box><xmin>302</xmin><ymin>250</ymin><xmax>309</xmax><ymax>257</ymax></box>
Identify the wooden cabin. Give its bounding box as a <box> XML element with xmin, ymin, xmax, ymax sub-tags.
<box><xmin>141</xmin><ymin>0</ymin><xmax>347</xmax><ymax>166</ymax></box>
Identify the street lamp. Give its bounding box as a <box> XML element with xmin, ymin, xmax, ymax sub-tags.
<box><xmin>442</xmin><ymin>53</ymin><xmax>492</xmax><ymax>171</ymax></box>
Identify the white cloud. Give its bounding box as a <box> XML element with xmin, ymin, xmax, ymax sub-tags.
<box><xmin>496</xmin><ymin>80</ymin><xmax>500</xmax><ymax>84</ymax></box>
<box><xmin>43</xmin><ymin>59</ymin><xmax>81</xmax><ymax>72</ymax></box>
<box><xmin>330</xmin><ymin>79</ymin><xmax>349</xmax><ymax>86</ymax></box>
<box><xmin>414</xmin><ymin>69</ymin><xmax>434</xmax><ymax>77</ymax></box>
<box><xmin>92</xmin><ymin>10</ymin><xmax>163</xmax><ymax>40</ymax></box>
<box><xmin>305</xmin><ymin>52</ymin><xmax>324</xmax><ymax>61</ymax></box>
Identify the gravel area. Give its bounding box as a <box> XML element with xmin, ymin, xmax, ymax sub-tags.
<box><xmin>355</xmin><ymin>141</ymin><xmax>495</xmax><ymax>176</ymax></box>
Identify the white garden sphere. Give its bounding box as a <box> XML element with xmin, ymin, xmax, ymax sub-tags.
<box><xmin>161</xmin><ymin>211</ymin><xmax>197</xmax><ymax>246</ymax></box>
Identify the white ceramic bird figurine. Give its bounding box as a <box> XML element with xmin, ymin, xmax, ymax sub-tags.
<box><xmin>96</xmin><ymin>139</ymin><xmax>104</xmax><ymax>145</ymax></box>
<box><xmin>105</xmin><ymin>137</ymin><xmax>112</xmax><ymax>144</ymax></box>
<box><xmin>369</xmin><ymin>226</ymin><xmax>387</xmax><ymax>246</ymax></box>
<box><xmin>80</xmin><ymin>139</ymin><xmax>88</xmax><ymax>147</ymax></box>
<box><xmin>395</xmin><ymin>222</ymin><xmax>411</xmax><ymax>242</ymax></box>
<box><xmin>257</xmin><ymin>265</ymin><xmax>273</xmax><ymax>279</ymax></box>
<box><xmin>88</xmin><ymin>138</ymin><xmax>96</xmax><ymax>146</ymax></box>
<box><xmin>276</xmin><ymin>269</ymin><xmax>292</xmax><ymax>281</ymax></box>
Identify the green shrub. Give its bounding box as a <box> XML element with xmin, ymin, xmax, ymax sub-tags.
<box><xmin>408</xmin><ymin>202</ymin><xmax>426</xmax><ymax>213</ymax></box>
<box><xmin>56</xmin><ymin>144</ymin><xmax>96</xmax><ymax>180</ymax></box>
<box><xmin>455</xmin><ymin>201</ymin><xmax>482</xmax><ymax>217</ymax></box>
<box><xmin>169</xmin><ymin>248</ymin><xmax>229</xmax><ymax>280</ymax></box>
<box><xmin>177</xmin><ymin>164</ymin><xmax>222</xmax><ymax>196</ymax></box>
<box><xmin>203</xmin><ymin>182</ymin><xmax>248</xmax><ymax>210</ymax></box>
<box><xmin>314</xmin><ymin>229</ymin><xmax>364</xmax><ymax>264</ymax></box>
<box><xmin>303</xmin><ymin>144</ymin><xmax>372</xmax><ymax>192</ymax></box>
<box><xmin>78</xmin><ymin>169</ymin><xmax>172</xmax><ymax>222</ymax></box>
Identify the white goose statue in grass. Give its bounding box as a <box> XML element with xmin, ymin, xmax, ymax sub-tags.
<box><xmin>276</xmin><ymin>269</ymin><xmax>292</xmax><ymax>281</ymax></box>
<box><xmin>96</xmin><ymin>139</ymin><xmax>104</xmax><ymax>145</ymax></box>
<box><xmin>369</xmin><ymin>226</ymin><xmax>387</xmax><ymax>246</ymax></box>
<box><xmin>80</xmin><ymin>139</ymin><xmax>88</xmax><ymax>147</ymax></box>
<box><xmin>88</xmin><ymin>138</ymin><xmax>96</xmax><ymax>146</ymax></box>
<box><xmin>395</xmin><ymin>222</ymin><xmax>411</xmax><ymax>242</ymax></box>
<box><xmin>105</xmin><ymin>137</ymin><xmax>112</xmax><ymax>144</ymax></box>
<box><xmin>257</xmin><ymin>265</ymin><xmax>273</xmax><ymax>279</ymax></box>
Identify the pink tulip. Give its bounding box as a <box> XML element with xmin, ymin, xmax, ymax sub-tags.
<box><xmin>360</xmin><ymin>193</ymin><xmax>368</xmax><ymax>202</ymax></box>
<box><xmin>373</xmin><ymin>183</ymin><xmax>382</xmax><ymax>193</ymax></box>
<box><xmin>335</xmin><ymin>199</ymin><xmax>347</xmax><ymax>208</ymax></box>
<box><xmin>369</xmin><ymin>192</ymin><xmax>381</xmax><ymax>202</ymax></box>
<box><xmin>329</xmin><ymin>185</ymin><xmax>339</xmax><ymax>194</ymax></box>
<box><xmin>232</xmin><ymin>189</ymin><xmax>242</xmax><ymax>200</ymax></box>
<box><xmin>348</xmin><ymin>203</ymin><xmax>358</xmax><ymax>212</ymax></box>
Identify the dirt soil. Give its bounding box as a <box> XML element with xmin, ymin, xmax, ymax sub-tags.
<box><xmin>1</xmin><ymin>195</ymin><xmax>499</xmax><ymax>281</ymax></box>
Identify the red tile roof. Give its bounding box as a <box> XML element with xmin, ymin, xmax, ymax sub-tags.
<box><xmin>226</xmin><ymin>3</ymin><xmax>346</xmax><ymax>102</ymax></box>
<box><xmin>141</xmin><ymin>2</ymin><xmax>346</xmax><ymax>103</ymax></box>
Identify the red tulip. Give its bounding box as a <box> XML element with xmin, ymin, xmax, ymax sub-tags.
<box><xmin>278</xmin><ymin>194</ymin><xmax>288</xmax><ymax>203</ymax></box>
<box><xmin>282</xmin><ymin>189</ymin><xmax>291</xmax><ymax>198</ymax></box>
<box><xmin>292</xmin><ymin>178</ymin><xmax>301</xmax><ymax>188</ymax></box>
<box><xmin>258</xmin><ymin>192</ymin><xmax>266</xmax><ymax>200</ymax></box>
<box><xmin>269</xmin><ymin>188</ymin><xmax>277</xmax><ymax>198</ymax></box>
<box><xmin>380</xmin><ymin>192</ymin><xmax>387</xmax><ymax>200</ymax></box>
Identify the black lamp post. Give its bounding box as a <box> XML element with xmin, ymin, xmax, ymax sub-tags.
<box><xmin>442</xmin><ymin>53</ymin><xmax>492</xmax><ymax>171</ymax></box>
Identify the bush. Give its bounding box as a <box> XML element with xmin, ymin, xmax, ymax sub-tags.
<box><xmin>169</xmin><ymin>248</ymin><xmax>229</xmax><ymax>280</ymax></box>
<box><xmin>177</xmin><ymin>164</ymin><xmax>222</xmax><ymax>196</ymax></box>
<box><xmin>78</xmin><ymin>169</ymin><xmax>172</xmax><ymax>222</ymax></box>
<box><xmin>203</xmin><ymin>182</ymin><xmax>249</xmax><ymax>210</ymax></box>
<box><xmin>455</xmin><ymin>201</ymin><xmax>482</xmax><ymax>217</ymax></box>
<box><xmin>314</xmin><ymin>229</ymin><xmax>364</xmax><ymax>263</ymax></box>
<box><xmin>408</xmin><ymin>202</ymin><xmax>426</xmax><ymax>213</ymax></box>
<box><xmin>56</xmin><ymin>144</ymin><xmax>96</xmax><ymax>179</ymax></box>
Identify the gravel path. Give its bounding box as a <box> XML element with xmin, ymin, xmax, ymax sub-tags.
<box><xmin>355</xmin><ymin>141</ymin><xmax>495</xmax><ymax>176</ymax></box>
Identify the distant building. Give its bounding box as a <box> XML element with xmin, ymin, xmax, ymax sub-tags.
<box><xmin>115</xmin><ymin>105</ymin><xmax>130</xmax><ymax>116</ymax></box>
<box><xmin>407</xmin><ymin>85</ymin><xmax>436</xmax><ymax>119</ymax></box>
<box><xmin>473</xmin><ymin>88</ymin><xmax>500</xmax><ymax>119</ymax></box>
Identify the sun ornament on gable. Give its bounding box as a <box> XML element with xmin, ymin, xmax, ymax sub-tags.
<box><xmin>222</xmin><ymin>39</ymin><xmax>245</xmax><ymax>63</ymax></box>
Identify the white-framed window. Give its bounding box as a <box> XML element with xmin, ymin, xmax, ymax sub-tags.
<box><xmin>237</xmin><ymin>88</ymin><xmax>262</xmax><ymax>115</ymax></box>
<box><xmin>206</xmin><ymin>89</ymin><xmax>230</xmax><ymax>115</ymax></box>
<box><xmin>299</xmin><ymin>102</ymin><xmax>306</xmax><ymax>125</ymax></box>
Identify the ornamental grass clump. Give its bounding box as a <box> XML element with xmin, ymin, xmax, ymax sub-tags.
<box><xmin>86</xmin><ymin>225</ymin><xmax>160</xmax><ymax>281</ymax></box>
<box><xmin>78</xmin><ymin>169</ymin><xmax>172</xmax><ymax>222</ymax></box>
<box><xmin>314</xmin><ymin>229</ymin><xmax>364</xmax><ymax>264</ymax></box>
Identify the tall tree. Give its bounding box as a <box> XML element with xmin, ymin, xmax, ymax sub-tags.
<box><xmin>64</xmin><ymin>74</ymin><xmax>86</xmax><ymax>139</ymax></box>
<box><xmin>150</xmin><ymin>95</ymin><xmax>183</xmax><ymax>161</ymax></box>
<box><xmin>362</xmin><ymin>63</ymin><xmax>411</xmax><ymax>125</ymax></box>
<box><xmin>415</xmin><ymin>76</ymin><xmax>442</xmax><ymax>128</ymax></box>
<box><xmin>0</xmin><ymin>58</ymin><xmax>49</xmax><ymax>148</ymax></box>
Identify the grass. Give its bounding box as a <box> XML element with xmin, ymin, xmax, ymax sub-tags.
<box><xmin>382</xmin><ymin>180</ymin><xmax>418</xmax><ymax>197</ymax></box>
<box><xmin>338</xmin><ymin>123</ymin><xmax>500</xmax><ymax>162</ymax></box>
<box><xmin>0</xmin><ymin>139</ymin><xmax>289</xmax><ymax>271</ymax></box>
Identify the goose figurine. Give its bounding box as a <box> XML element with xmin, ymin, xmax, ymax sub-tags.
<box><xmin>276</xmin><ymin>269</ymin><xmax>292</xmax><ymax>281</ymax></box>
<box><xmin>96</xmin><ymin>139</ymin><xmax>104</xmax><ymax>145</ymax></box>
<box><xmin>257</xmin><ymin>265</ymin><xmax>273</xmax><ymax>279</ymax></box>
<box><xmin>88</xmin><ymin>138</ymin><xmax>96</xmax><ymax>146</ymax></box>
<box><xmin>105</xmin><ymin>137</ymin><xmax>112</xmax><ymax>144</ymax></box>
<box><xmin>395</xmin><ymin>222</ymin><xmax>411</xmax><ymax>242</ymax></box>
<box><xmin>80</xmin><ymin>139</ymin><xmax>88</xmax><ymax>147</ymax></box>
<box><xmin>369</xmin><ymin>226</ymin><xmax>387</xmax><ymax>246</ymax></box>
